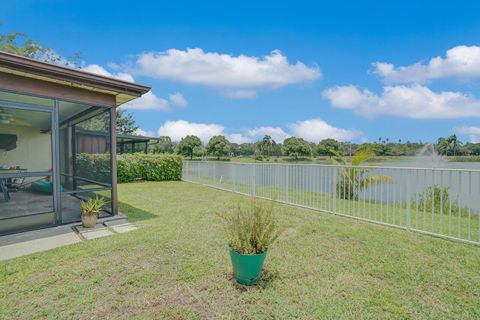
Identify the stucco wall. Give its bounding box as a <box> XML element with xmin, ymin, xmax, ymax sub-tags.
<box><xmin>0</xmin><ymin>124</ymin><xmax>51</xmax><ymax>173</ymax></box>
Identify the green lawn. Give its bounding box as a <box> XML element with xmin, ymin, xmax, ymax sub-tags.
<box><xmin>1</xmin><ymin>181</ymin><xmax>480</xmax><ymax>319</ymax></box>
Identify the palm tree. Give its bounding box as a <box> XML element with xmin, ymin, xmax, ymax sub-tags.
<box><xmin>447</xmin><ymin>134</ymin><xmax>461</xmax><ymax>156</ymax></box>
<box><xmin>436</xmin><ymin>138</ymin><xmax>449</xmax><ymax>156</ymax></box>
<box><xmin>258</xmin><ymin>135</ymin><xmax>276</xmax><ymax>158</ymax></box>
<box><xmin>330</xmin><ymin>149</ymin><xmax>395</xmax><ymax>200</ymax></box>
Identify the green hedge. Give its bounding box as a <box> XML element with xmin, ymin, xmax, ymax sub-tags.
<box><xmin>76</xmin><ymin>153</ymin><xmax>183</xmax><ymax>183</ymax></box>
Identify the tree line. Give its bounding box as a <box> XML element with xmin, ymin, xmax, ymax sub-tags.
<box><xmin>148</xmin><ymin>134</ymin><xmax>480</xmax><ymax>159</ymax></box>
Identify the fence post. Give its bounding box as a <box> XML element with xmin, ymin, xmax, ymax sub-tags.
<box><xmin>252</xmin><ymin>164</ymin><xmax>256</xmax><ymax>196</ymax></box>
<box><xmin>332</xmin><ymin>166</ymin><xmax>337</xmax><ymax>214</ymax></box>
<box><xmin>285</xmin><ymin>165</ymin><xmax>289</xmax><ymax>203</ymax></box>
<box><xmin>184</xmin><ymin>160</ymin><xmax>188</xmax><ymax>181</ymax></box>
<box><xmin>196</xmin><ymin>161</ymin><xmax>199</xmax><ymax>182</ymax></box>
<box><xmin>233</xmin><ymin>163</ymin><xmax>236</xmax><ymax>192</ymax></box>
<box><xmin>212</xmin><ymin>162</ymin><xmax>216</xmax><ymax>186</ymax></box>
<box><xmin>406</xmin><ymin>170</ymin><xmax>411</xmax><ymax>230</ymax></box>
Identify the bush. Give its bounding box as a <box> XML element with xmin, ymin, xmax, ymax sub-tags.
<box><xmin>76</xmin><ymin>153</ymin><xmax>183</xmax><ymax>183</ymax></box>
<box><xmin>217</xmin><ymin>198</ymin><xmax>284</xmax><ymax>254</ymax></box>
<box><xmin>413</xmin><ymin>185</ymin><xmax>468</xmax><ymax>216</ymax></box>
<box><xmin>76</xmin><ymin>153</ymin><xmax>112</xmax><ymax>183</ymax></box>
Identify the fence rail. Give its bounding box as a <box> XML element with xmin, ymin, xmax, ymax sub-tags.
<box><xmin>182</xmin><ymin>161</ymin><xmax>480</xmax><ymax>245</ymax></box>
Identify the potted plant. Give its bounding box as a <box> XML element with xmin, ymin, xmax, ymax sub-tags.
<box><xmin>80</xmin><ymin>196</ymin><xmax>106</xmax><ymax>228</ymax></box>
<box><xmin>218</xmin><ymin>199</ymin><xmax>283</xmax><ymax>285</ymax></box>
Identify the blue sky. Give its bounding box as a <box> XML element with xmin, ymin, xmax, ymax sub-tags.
<box><xmin>4</xmin><ymin>0</ymin><xmax>480</xmax><ymax>143</ymax></box>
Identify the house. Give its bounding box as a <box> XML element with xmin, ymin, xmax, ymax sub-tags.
<box><xmin>0</xmin><ymin>51</ymin><xmax>150</xmax><ymax>235</ymax></box>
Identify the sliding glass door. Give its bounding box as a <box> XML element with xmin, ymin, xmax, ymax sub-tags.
<box><xmin>0</xmin><ymin>92</ymin><xmax>56</xmax><ymax>234</ymax></box>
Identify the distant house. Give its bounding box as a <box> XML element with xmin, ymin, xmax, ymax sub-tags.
<box><xmin>0</xmin><ymin>52</ymin><xmax>150</xmax><ymax>235</ymax></box>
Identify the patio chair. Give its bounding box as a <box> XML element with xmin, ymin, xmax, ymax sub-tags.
<box><xmin>0</xmin><ymin>179</ymin><xmax>9</xmax><ymax>202</ymax></box>
<box><xmin>6</xmin><ymin>177</ymin><xmax>25</xmax><ymax>192</ymax></box>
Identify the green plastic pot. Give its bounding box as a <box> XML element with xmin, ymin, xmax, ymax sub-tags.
<box><xmin>229</xmin><ymin>246</ymin><xmax>268</xmax><ymax>285</ymax></box>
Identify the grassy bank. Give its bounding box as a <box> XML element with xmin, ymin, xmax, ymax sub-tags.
<box><xmin>187</xmin><ymin>156</ymin><xmax>413</xmax><ymax>164</ymax></box>
<box><xmin>1</xmin><ymin>182</ymin><xmax>479</xmax><ymax>319</ymax></box>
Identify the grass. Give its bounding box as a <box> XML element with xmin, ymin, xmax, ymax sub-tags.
<box><xmin>1</xmin><ymin>181</ymin><xmax>480</xmax><ymax>319</ymax></box>
<box><xmin>188</xmin><ymin>174</ymin><xmax>480</xmax><ymax>243</ymax></box>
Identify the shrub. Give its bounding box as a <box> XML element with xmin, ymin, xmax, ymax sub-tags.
<box><xmin>76</xmin><ymin>153</ymin><xmax>183</xmax><ymax>183</ymax></box>
<box><xmin>217</xmin><ymin>198</ymin><xmax>284</xmax><ymax>254</ymax></box>
<box><xmin>413</xmin><ymin>185</ymin><xmax>469</xmax><ymax>216</ymax></box>
<box><xmin>76</xmin><ymin>153</ymin><xmax>112</xmax><ymax>183</ymax></box>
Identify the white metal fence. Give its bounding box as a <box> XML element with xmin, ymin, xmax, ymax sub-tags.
<box><xmin>182</xmin><ymin>161</ymin><xmax>480</xmax><ymax>245</ymax></box>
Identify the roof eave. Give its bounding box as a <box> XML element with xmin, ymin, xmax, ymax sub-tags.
<box><xmin>0</xmin><ymin>51</ymin><xmax>151</xmax><ymax>106</ymax></box>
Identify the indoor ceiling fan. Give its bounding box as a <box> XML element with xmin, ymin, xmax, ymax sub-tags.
<box><xmin>0</xmin><ymin>107</ymin><xmax>33</xmax><ymax>126</ymax></box>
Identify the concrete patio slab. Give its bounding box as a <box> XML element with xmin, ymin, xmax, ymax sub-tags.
<box><xmin>74</xmin><ymin>224</ymin><xmax>114</xmax><ymax>240</ymax></box>
<box><xmin>0</xmin><ymin>213</ymin><xmax>133</xmax><ymax>261</ymax></box>
<box><xmin>0</xmin><ymin>231</ymin><xmax>81</xmax><ymax>261</ymax></box>
<box><xmin>110</xmin><ymin>223</ymin><xmax>137</xmax><ymax>233</ymax></box>
<box><xmin>103</xmin><ymin>218</ymin><xmax>130</xmax><ymax>227</ymax></box>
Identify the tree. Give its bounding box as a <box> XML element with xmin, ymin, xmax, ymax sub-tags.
<box><xmin>436</xmin><ymin>137</ymin><xmax>449</xmax><ymax>156</ymax></box>
<box><xmin>77</xmin><ymin>109</ymin><xmax>139</xmax><ymax>134</ymax></box>
<box><xmin>177</xmin><ymin>135</ymin><xmax>202</xmax><ymax>160</ymax></box>
<box><xmin>0</xmin><ymin>22</ymin><xmax>81</xmax><ymax>66</ymax></box>
<box><xmin>256</xmin><ymin>135</ymin><xmax>277</xmax><ymax>158</ymax></box>
<box><xmin>116</xmin><ymin>109</ymin><xmax>139</xmax><ymax>134</ymax></box>
<box><xmin>447</xmin><ymin>134</ymin><xmax>461</xmax><ymax>156</ymax></box>
<box><xmin>230</xmin><ymin>143</ymin><xmax>242</xmax><ymax>157</ymax></box>
<box><xmin>207</xmin><ymin>135</ymin><xmax>231</xmax><ymax>159</ymax></box>
<box><xmin>464</xmin><ymin>143</ymin><xmax>480</xmax><ymax>155</ymax></box>
<box><xmin>193</xmin><ymin>145</ymin><xmax>206</xmax><ymax>158</ymax></box>
<box><xmin>282</xmin><ymin>137</ymin><xmax>311</xmax><ymax>159</ymax></box>
<box><xmin>239</xmin><ymin>143</ymin><xmax>256</xmax><ymax>156</ymax></box>
<box><xmin>154</xmin><ymin>136</ymin><xmax>175</xmax><ymax>154</ymax></box>
<box><xmin>317</xmin><ymin>138</ymin><xmax>344</xmax><ymax>157</ymax></box>
<box><xmin>331</xmin><ymin>149</ymin><xmax>395</xmax><ymax>200</ymax></box>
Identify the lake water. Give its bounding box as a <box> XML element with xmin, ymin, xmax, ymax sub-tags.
<box><xmin>187</xmin><ymin>160</ymin><xmax>480</xmax><ymax>212</ymax></box>
<box><xmin>380</xmin><ymin>160</ymin><xmax>480</xmax><ymax>170</ymax></box>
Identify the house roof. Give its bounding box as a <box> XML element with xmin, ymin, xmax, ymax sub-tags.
<box><xmin>76</xmin><ymin>128</ymin><xmax>158</xmax><ymax>143</ymax></box>
<box><xmin>0</xmin><ymin>51</ymin><xmax>150</xmax><ymax>106</ymax></box>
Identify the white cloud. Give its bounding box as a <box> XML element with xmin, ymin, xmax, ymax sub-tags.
<box><xmin>134</xmin><ymin>128</ymin><xmax>156</xmax><ymax>137</ymax></box>
<box><xmin>323</xmin><ymin>84</ymin><xmax>480</xmax><ymax>119</ymax></box>
<box><xmin>83</xmin><ymin>64</ymin><xmax>178</xmax><ymax>112</ymax></box>
<box><xmin>454</xmin><ymin>126</ymin><xmax>480</xmax><ymax>143</ymax></box>
<box><xmin>154</xmin><ymin>118</ymin><xmax>361</xmax><ymax>144</ymax></box>
<box><xmin>122</xmin><ymin>91</ymin><xmax>169</xmax><ymax>111</ymax></box>
<box><xmin>288</xmin><ymin>118</ymin><xmax>361</xmax><ymax>142</ymax></box>
<box><xmin>246</xmin><ymin>126</ymin><xmax>289</xmax><ymax>142</ymax></box>
<box><xmin>169</xmin><ymin>92</ymin><xmax>188</xmax><ymax>107</ymax></box>
<box><xmin>227</xmin><ymin>133</ymin><xmax>253</xmax><ymax>144</ymax></box>
<box><xmin>373</xmin><ymin>45</ymin><xmax>480</xmax><ymax>83</ymax></box>
<box><xmin>157</xmin><ymin>120</ymin><xmax>224</xmax><ymax>142</ymax></box>
<box><xmin>134</xmin><ymin>48</ymin><xmax>321</xmax><ymax>98</ymax></box>
<box><xmin>82</xmin><ymin>64</ymin><xmax>135</xmax><ymax>82</ymax></box>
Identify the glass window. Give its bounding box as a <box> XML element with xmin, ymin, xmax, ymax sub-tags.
<box><xmin>0</xmin><ymin>104</ymin><xmax>54</xmax><ymax>226</ymax></box>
